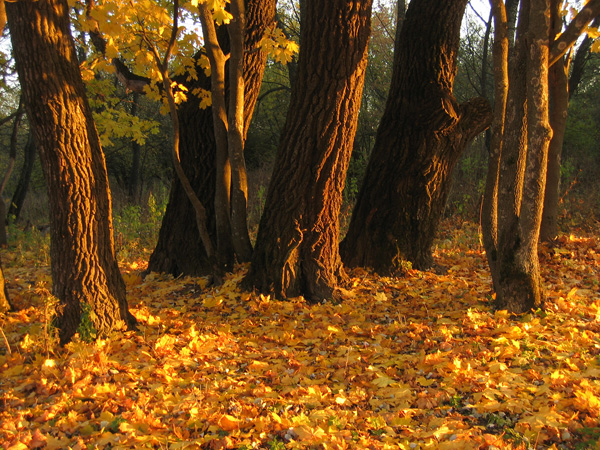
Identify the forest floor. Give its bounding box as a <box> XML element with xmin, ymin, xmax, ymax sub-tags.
<box><xmin>1</xmin><ymin>220</ymin><xmax>600</xmax><ymax>450</ymax></box>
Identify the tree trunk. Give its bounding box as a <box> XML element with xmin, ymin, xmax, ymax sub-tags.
<box><xmin>198</xmin><ymin>3</ymin><xmax>235</xmax><ymax>270</ymax></box>
<box><xmin>147</xmin><ymin>0</ymin><xmax>276</xmax><ymax>276</ymax></box>
<box><xmin>0</xmin><ymin>260</ymin><xmax>10</xmax><ymax>313</ymax></box>
<box><xmin>244</xmin><ymin>0</ymin><xmax>372</xmax><ymax>302</ymax></box>
<box><xmin>0</xmin><ymin>102</ymin><xmax>24</xmax><ymax>246</ymax></box>
<box><xmin>540</xmin><ymin>0</ymin><xmax>569</xmax><ymax>242</ymax></box>
<box><xmin>128</xmin><ymin>93</ymin><xmax>142</xmax><ymax>203</ymax></box>
<box><xmin>6</xmin><ymin>0</ymin><xmax>135</xmax><ymax>344</ymax></box>
<box><xmin>147</xmin><ymin>92</ymin><xmax>217</xmax><ymax>276</ymax></box>
<box><xmin>8</xmin><ymin>132</ymin><xmax>36</xmax><ymax>223</ymax></box>
<box><xmin>481</xmin><ymin>0</ymin><xmax>509</xmax><ymax>279</ymax></box>
<box><xmin>341</xmin><ymin>0</ymin><xmax>492</xmax><ymax>273</ymax></box>
<box><xmin>227</xmin><ymin>0</ymin><xmax>253</xmax><ymax>262</ymax></box>
<box><xmin>540</xmin><ymin>14</ymin><xmax>600</xmax><ymax>242</ymax></box>
<box><xmin>483</xmin><ymin>0</ymin><xmax>553</xmax><ymax>313</ymax></box>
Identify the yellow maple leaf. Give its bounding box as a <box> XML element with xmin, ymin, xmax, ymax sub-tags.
<box><xmin>217</xmin><ymin>414</ymin><xmax>240</xmax><ymax>431</ymax></box>
<box><xmin>372</xmin><ymin>373</ymin><xmax>397</xmax><ymax>387</ymax></box>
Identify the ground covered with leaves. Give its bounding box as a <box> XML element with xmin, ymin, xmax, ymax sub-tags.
<box><xmin>1</xmin><ymin>221</ymin><xmax>600</xmax><ymax>450</ymax></box>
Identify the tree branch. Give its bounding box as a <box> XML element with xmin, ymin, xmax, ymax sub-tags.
<box><xmin>85</xmin><ymin>0</ymin><xmax>150</xmax><ymax>93</ymax></box>
<box><xmin>549</xmin><ymin>0</ymin><xmax>600</xmax><ymax>66</ymax></box>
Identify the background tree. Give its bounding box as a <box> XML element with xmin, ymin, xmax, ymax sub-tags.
<box><xmin>0</xmin><ymin>260</ymin><xmax>10</xmax><ymax>313</ymax></box>
<box><xmin>245</xmin><ymin>0</ymin><xmax>373</xmax><ymax>301</ymax></box>
<box><xmin>6</xmin><ymin>0</ymin><xmax>136</xmax><ymax>343</ymax></box>
<box><xmin>0</xmin><ymin>101</ymin><xmax>23</xmax><ymax>245</ymax></box>
<box><xmin>541</xmin><ymin>14</ymin><xmax>600</xmax><ymax>241</ymax></box>
<box><xmin>7</xmin><ymin>132</ymin><xmax>37</xmax><ymax>223</ymax></box>
<box><xmin>341</xmin><ymin>0</ymin><xmax>492</xmax><ymax>273</ymax></box>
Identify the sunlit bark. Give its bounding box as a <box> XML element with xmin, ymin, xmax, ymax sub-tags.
<box><xmin>7</xmin><ymin>0</ymin><xmax>135</xmax><ymax>343</ymax></box>
<box><xmin>246</xmin><ymin>0</ymin><xmax>372</xmax><ymax>301</ymax></box>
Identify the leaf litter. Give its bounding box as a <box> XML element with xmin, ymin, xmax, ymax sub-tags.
<box><xmin>1</xmin><ymin>222</ymin><xmax>600</xmax><ymax>449</ymax></box>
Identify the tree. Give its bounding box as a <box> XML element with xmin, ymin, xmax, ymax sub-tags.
<box><xmin>341</xmin><ymin>0</ymin><xmax>492</xmax><ymax>273</ymax></box>
<box><xmin>244</xmin><ymin>0</ymin><xmax>373</xmax><ymax>301</ymax></box>
<box><xmin>6</xmin><ymin>0</ymin><xmax>136</xmax><ymax>344</ymax></box>
<box><xmin>197</xmin><ymin>0</ymin><xmax>253</xmax><ymax>266</ymax></box>
<box><xmin>146</xmin><ymin>0</ymin><xmax>277</xmax><ymax>276</ymax></box>
<box><xmin>541</xmin><ymin>14</ymin><xmax>600</xmax><ymax>241</ymax></box>
<box><xmin>482</xmin><ymin>0</ymin><xmax>600</xmax><ymax>313</ymax></box>
<box><xmin>0</xmin><ymin>259</ymin><xmax>10</xmax><ymax>313</ymax></box>
<box><xmin>82</xmin><ymin>0</ymin><xmax>278</xmax><ymax>275</ymax></box>
<box><xmin>8</xmin><ymin>132</ymin><xmax>37</xmax><ymax>223</ymax></box>
<box><xmin>0</xmin><ymin>101</ymin><xmax>23</xmax><ymax>246</ymax></box>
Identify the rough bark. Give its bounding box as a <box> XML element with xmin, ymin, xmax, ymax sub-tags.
<box><xmin>8</xmin><ymin>133</ymin><xmax>36</xmax><ymax>223</ymax></box>
<box><xmin>245</xmin><ymin>0</ymin><xmax>372</xmax><ymax>301</ymax></box>
<box><xmin>506</xmin><ymin>0</ymin><xmax>520</xmax><ymax>47</ymax></box>
<box><xmin>6</xmin><ymin>0</ymin><xmax>135</xmax><ymax>344</ymax></box>
<box><xmin>147</xmin><ymin>0</ymin><xmax>276</xmax><ymax>276</ymax></box>
<box><xmin>153</xmin><ymin>0</ymin><xmax>216</xmax><ymax>265</ymax></box>
<box><xmin>341</xmin><ymin>0</ymin><xmax>492</xmax><ymax>273</ymax></box>
<box><xmin>147</xmin><ymin>92</ymin><xmax>217</xmax><ymax>276</ymax></box>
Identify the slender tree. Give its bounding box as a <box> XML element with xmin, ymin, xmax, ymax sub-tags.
<box><xmin>0</xmin><ymin>101</ymin><xmax>24</xmax><ymax>246</ymax></box>
<box><xmin>245</xmin><ymin>0</ymin><xmax>373</xmax><ymax>301</ymax></box>
<box><xmin>341</xmin><ymin>0</ymin><xmax>492</xmax><ymax>273</ymax></box>
<box><xmin>0</xmin><ymin>260</ymin><xmax>10</xmax><ymax>313</ymax></box>
<box><xmin>6</xmin><ymin>0</ymin><xmax>136</xmax><ymax>343</ymax></box>
<box><xmin>483</xmin><ymin>0</ymin><xmax>600</xmax><ymax>313</ymax></box>
<box><xmin>8</xmin><ymin>133</ymin><xmax>37</xmax><ymax>223</ymax></box>
<box><xmin>84</xmin><ymin>0</ymin><xmax>276</xmax><ymax>276</ymax></box>
<box><xmin>541</xmin><ymin>14</ymin><xmax>600</xmax><ymax>241</ymax></box>
<box><xmin>147</xmin><ymin>0</ymin><xmax>276</xmax><ymax>276</ymax></box>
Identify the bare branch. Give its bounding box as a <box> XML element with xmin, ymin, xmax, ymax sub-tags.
<box><xmin>549</xmin><ymin>0</ymin><xmax>600</xmax><ymax>66</ymax></box>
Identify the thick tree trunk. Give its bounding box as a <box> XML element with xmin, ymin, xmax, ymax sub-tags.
<box><xmin>245</xmin><ymin>0</ymin><xmax>372</xmax><ymax>302</ymax></box>
<box><xmin>7</xmin><ymin>0</ymin><xmax>135</xmax><ymax>344</ymax></box>
<box><xmin>341</xmin><ymin>0</ymin><xmax>491</xmax><ymax>273</ymax></box>
<box><xmin>147</xmin><ymin>93</ymin><xmax>217</xmax><ymax>276</ymax></box>
<box><xmin>147</xmin><ymin>0</ymin><xmax>276</xmax><ymax>276</ymax></box>
<box><xmin>8</xmin><ymin>133</ymin><xmax>36</xmax><ymax>223</ymax></box>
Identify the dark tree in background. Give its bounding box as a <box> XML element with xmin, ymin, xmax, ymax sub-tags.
<box><xmin>8</xmin><ymin>133</ymin><xmax>36</xmax><ymax>223</ymax></box>
<box><xmin>6</xmin><ymin>0</ymin><xmax>135</xmax><ymax>344</ymax></box>
<box><xmin>342</xmin><ymin>0</ymin><xmax>492</xmax><ymax>273</ymax></box>
<box><xmin>245</xmin><ymin>0</ymin><xmax>373</xmax><ymax>301</ymax></box>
